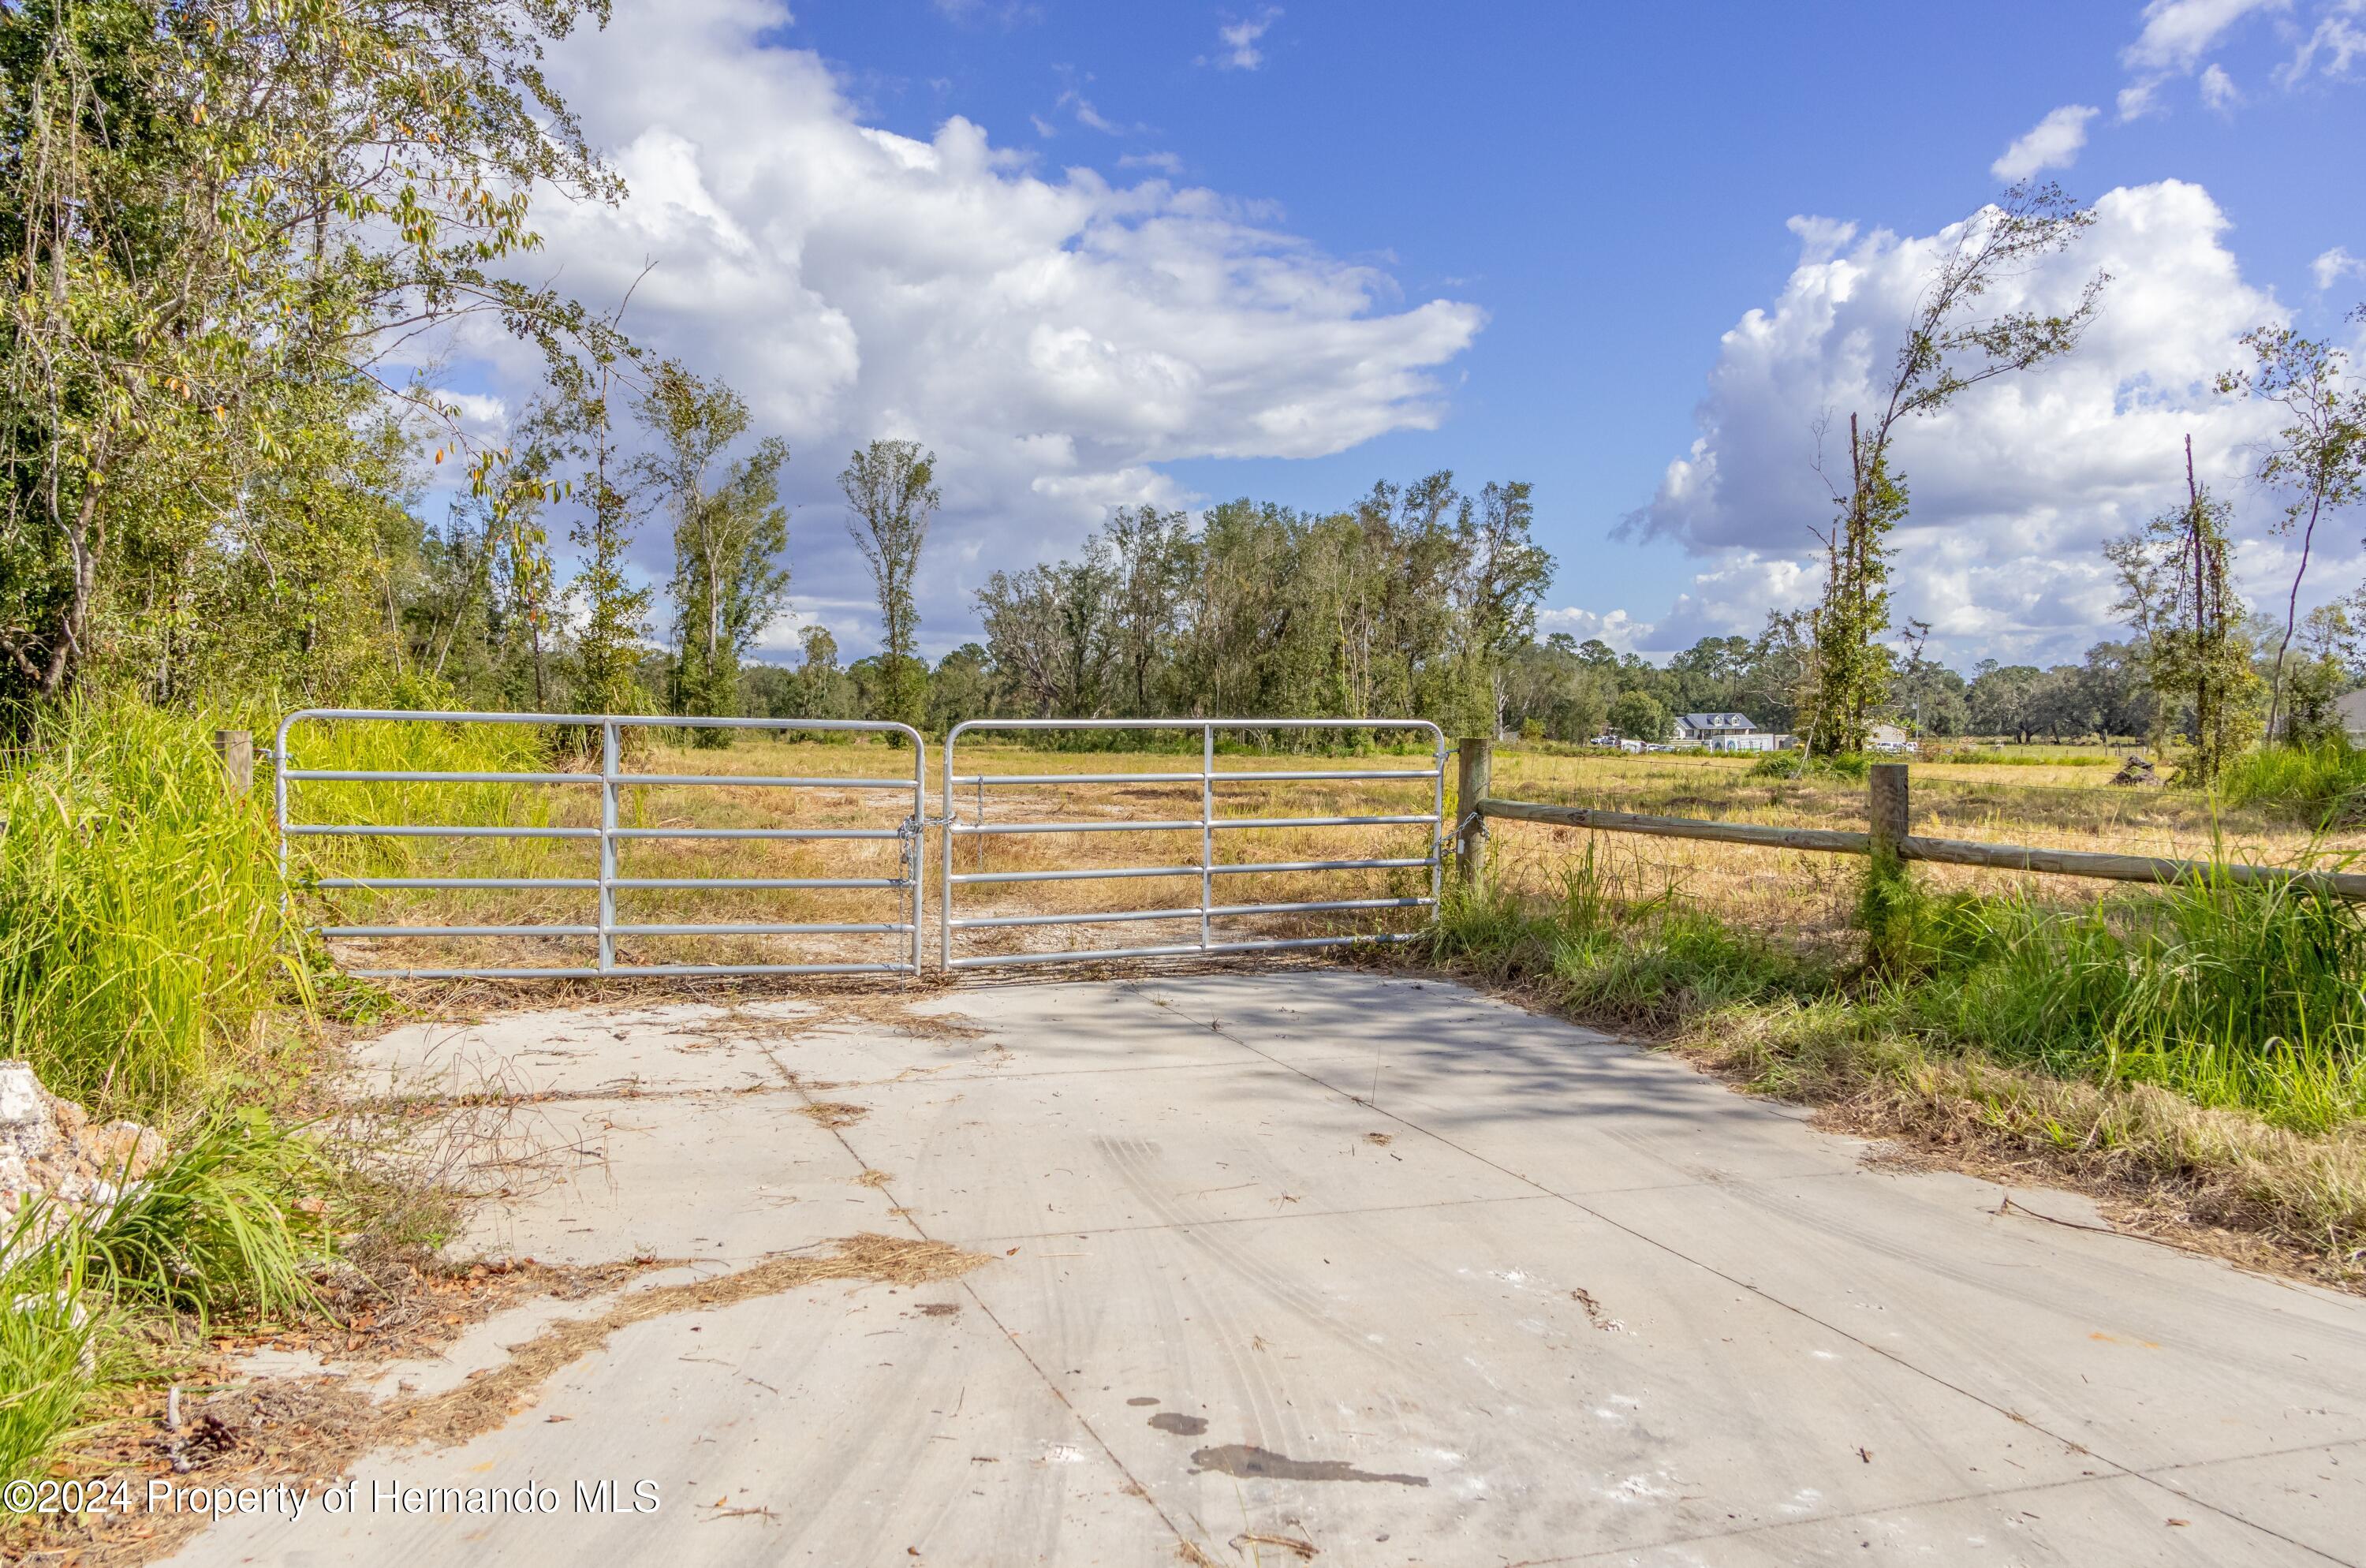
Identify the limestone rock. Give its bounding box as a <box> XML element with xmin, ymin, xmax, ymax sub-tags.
<box><xmin>0</xmin><ymin>1059</ymin><xmax>167</xmax><ymax>1260</ymax></box>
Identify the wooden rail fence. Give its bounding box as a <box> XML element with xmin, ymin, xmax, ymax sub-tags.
<box><xmin>1454</xmin><ymin>737</ymin><xmax>2366</xmax><ymax>902</ymax></box>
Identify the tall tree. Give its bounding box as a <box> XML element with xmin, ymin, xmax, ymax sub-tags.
<box><xmin>635</xmin><ymin>363</ymin><xmax>790</xmax><ymax>738</ymax></box>
<box><xmin>2116</xmin><ymin>437</ymin><xmax>2257</xmax><ymax>783</ymax></box>
<box><xmin>838</xmin><ymin>439</ymin><xmax>939</xmax><ymax>734</ymax></box>
<box><xmin>536</xmin><ymin>353</ymin><xmax>649</xmax><ymax>720</ymax></box>
<box><xmin>1457</xmin><ymin>479</ymin><xmax>1554</xmax><ymax>737</ymax></box>
<box><xmin>1799</xmin><ymin>182</ymin><xmax>2106</xmax><ymax>754</ymax></box>
<box><xmin>1105</xmin><ymin>506</ymin><xmax>1192</xmax><ymax>714</ymax></box>
<box><xmin>2215</xmin><ymin>326</ymin><xmax>2366</xmax><ymax>741</ymax></box>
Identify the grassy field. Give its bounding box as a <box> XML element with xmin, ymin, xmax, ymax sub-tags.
<box><xmin>1484</xmin><ymin>745</ymin><xmax>2362</xmax><ymax>950</ymax></box>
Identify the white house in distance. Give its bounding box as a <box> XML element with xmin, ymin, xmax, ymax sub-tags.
<box><xmin>2339</xmin><ymin>689</ymin><xmax>2366</xmax><ymax>742</ymax></box>
<box><xmin>1673</xmin><ymin>712</ymin><xmax>1789</xmax><ymax>752</ymax></box>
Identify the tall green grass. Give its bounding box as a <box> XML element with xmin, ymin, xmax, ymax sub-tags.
<box><xmin>2219</xmin><ymin>738</ymin><xmax>2366</xmax><ymax>826</ymax></box>
<box><xmin>1893</xmin><ymin>872</ymin><xmax>2366</xmax><ymax>1132</ymax></box>
<box><xmin>1</xmin><ymin>1114</ymin><xmax>337</xmax><ymax>1484</ymax></box>
<box><xmin>0</xmin><ymin>700</ymin><xmax>309</xmax><ymax>1114</ymax></box>
<box><xmin>0</xmin><ymin>1215</ymin><xmax>99</xmax><ymax>1485</ymax></box>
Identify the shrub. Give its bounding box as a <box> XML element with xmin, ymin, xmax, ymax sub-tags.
<box><xmin>1748</xmin><ymin>749</ymin><xmax>1868</xmax><ymax>782</ymax></box>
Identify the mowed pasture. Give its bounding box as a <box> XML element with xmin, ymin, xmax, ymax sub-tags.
<box><xmin>283</xmin><ymin>722</ymin><xmax>1444</xmax><ymax>976</ymax></box>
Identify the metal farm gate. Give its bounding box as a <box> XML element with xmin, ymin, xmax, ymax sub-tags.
<box><xmin>275</xmin><ymin>710</ymin><xmax>927</xmax><ymax>979</ymax></box>
<box><xmin>275</xmin><ymin>711</ymin><xmax>1445</xmax><ymax>980</ymax></box>
<box><xmin>939</xmin><ymin>719</ymin><xmax>1445</xmax><ymax>970</ymax></box>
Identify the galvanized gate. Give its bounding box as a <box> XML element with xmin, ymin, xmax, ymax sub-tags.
<box><xmin>940</xmin><ymin>718</ymin><xmax>1446</xmax><ymax>970</ymax></box>
<box><xmin>274</xmin><ymin>709</ymin><xmax>927</xmax><ymax>979</ymax></box>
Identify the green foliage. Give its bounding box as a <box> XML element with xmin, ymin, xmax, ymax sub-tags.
<box><xmin>1429</xmin><ymin>842</ymin><xmax>2366</xmax><ymax>1133</ymax></box>
<box><xmin>0</xmin><ymin>0</ymin><xmax>621</xmax><ymax>710</ymax></box>
<box><xmin>1801</xmin><ymin>183</ymin><xmax>2104</xmax><ymax>757</ymax></box>
<box><xmin>975</xmin><ymin>473</ymin><xmax>1553</xmax><ymax>740</ymax></box>
<box><xmin>1607</xmin><ymin>689</ymin><xmax>1670</xmax><ymax>743</ymax></box>
<box><xmin>2218</xmin><ymin>739</ymin><xmax>2366</xmax><ymax>825</ymax></box>
<box><xmin>1802</xmin><ymin>435</ymin><xmax>1905</xmax><ymax>755</ymax></box>
<box><xmin>0</xmin><ymin>1214</ymin><xmax>99</xmax><ymax>1485</ymax></box>
<box><xmin>1893</xmin><ymin>873</ymin><xmax>2366</xmax><ymax>1132</ymax></box>
<box><xmin>1429</xmin><ymin>848</ymin><xmax>1812</xmax><ymax>1029</ymax></box>
<box><xmin>2108</xmin><ymin>446</ymin><xmax>2260</xmax><ymax>784</ymax></box>
<box><xmin>87</xmin><ymin>1111</ymin><xmax>332</xmax><ymax>1323</ymax></box>
<box><xmin>1</xmin><ymin>1107</ymin><xmax>340</xmax><ymax>1483</ymax></box>
<box><xmin>2216</xmin><ymin>327</ymin><xmax>2366</xmax><ymax>741</ymax></box>
<box><xmin>1853</xmin><ymin>852</ymin><xmax>1924</xmax><ymax>978</ymax></box>
<box><xmin>0</xmin><ymin>698</ymin><xmax>309</xmax><ymax>1115</ymax></box>
<box><xmin>1748</xmin><ymin>749</ymin><xmax>1867</xmax><ymax>781</ymax></box>
<box><xmin>637</xmin><ymin>363</ymin><xmax>792</xmax><ymax>736</ymax></box>
<box><xmin>841</xmin><ymin>440</ymin><xmax>939</xmax><ymax>734</ymax></box>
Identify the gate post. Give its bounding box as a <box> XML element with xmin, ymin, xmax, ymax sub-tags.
<box><xmin>1869</xmin><ymin>762</ymin><xmax>1909</xmax><ymax>860</ymax></box>
<box><xmin>599</xmin><ymin>719</ymin><xmax>619</xmax><ymax>975</ymax></box>
<box><xmin>1455</xmin><ymin>737</ymin><xmax>1491</xmax><ymax>888</ymax></box>
<box><xmin>215</xmin><ymin>730</ymin><xmax>253</xmax><ymax>798</ymax></box>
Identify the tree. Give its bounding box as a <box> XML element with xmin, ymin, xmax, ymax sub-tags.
<box><xmin>2117</xmin><ymin>437</ymin><xmax>2258</xmax><ymax>782</ymax></box>
<box><xmin>928</xmin><ymin>643</ymin><xmax>1000</xmax><ymax>734</ymax></box>
<box><xmin>0</xmin><ymin>0</ymin><xmax>620</xmax><ymax>713</ymax></box>
<box><xmin>1105</xmin><ymin>506</ymin><xmax>1192</xmax><ymax>714</ymax></box>
<box><xmin>1456</xmin><ymin>480</ymin><xmax>1554</xmax><ymax>737</ymax></box>
<box><xmin>636</xmin><ymin>362</ymin><xmax>790</xmax><ymax>740</ymax></box>
<box><xmin>2215</xmin><ymin>327</ymin><xmax>2366</xmax><ymax>741</ymax></box>
<box><xmin>1798</xmin><ymin>182</ymin><xmax>2106</xmax><ymax>755</ymax></box>
<box><xmin>537</xmin><ymin>353</ymin><xmax>650</xmax><ymax>721</ymax></box>
<box><xmin>1969</xmin><ymin>661</ymin><xmax>2047</xmax><ymax>741</ymax></box>
<box><xmin>1608</xmin><ymin>689</ymin><xmax>1670</xmax><ymax>744</ymax></box>
<box><xmin>839</xmin><ymin>439</ymin><xmax>939</xmax><ymax>734</ymax></box>
<box><xmin>976</xmin><ymin>551</ymin><xmax>1117</xmax><ymax>719</ymax></box>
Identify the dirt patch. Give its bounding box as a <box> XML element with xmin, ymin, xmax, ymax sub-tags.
<box><xmin>852</xmin><ymin>1167</ymin><xmax>894</xmax><ymax>1188</ymax></box>
<box><xmin>798</xmin><ymin>1100</ymin><xmax>870</xmax><ymax>1129</ymax></box>
<box><xmin>11</xmin><ymin>1235</ymin><xmax>989</xmax><ymax>1567</ymax></box>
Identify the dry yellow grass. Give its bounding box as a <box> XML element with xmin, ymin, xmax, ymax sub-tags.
<box><xmin>285</xmin><ymin>730</ymin><xmax>2351</xmax><ymax>973</ymax></box>
<box><xmin>1483</xmin><ymin>745</ymin><xmax>2363</xmax><ymax>948</ymax></box>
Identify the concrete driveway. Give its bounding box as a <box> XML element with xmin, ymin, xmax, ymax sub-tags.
<box><xmin>172</xmin><ymin>971</ymin><xmax>2365</xmax><ymax>1566</ymax></box>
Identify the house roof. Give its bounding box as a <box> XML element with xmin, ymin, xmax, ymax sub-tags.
<box><xmin>1678</xmin><ymin>712</ymin><xmax>1755</xmax><ymax>730</ymax></box>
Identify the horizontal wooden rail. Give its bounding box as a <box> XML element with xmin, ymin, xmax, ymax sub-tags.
<box><xmin>1455</xmin><ymin>739</ymin><xmax>2364</xmax><ymax>899</ymax></box>
<box><xmin>1472</xmin><ymin>796</ymin><xmax>2366</xmax><ymax>900</ymax></box>
<box><xmin>1477</xmin><ymin>798</ymin><xmax>1871</xmax><ymax>854</ymax></box>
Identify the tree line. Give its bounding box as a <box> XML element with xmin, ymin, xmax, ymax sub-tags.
<box><xmin>2</xmin><ymin>4</ymin><xmax>2358</xmax><ymax>778</ymax></box>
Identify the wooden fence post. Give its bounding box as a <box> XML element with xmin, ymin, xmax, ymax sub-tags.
<box><xmin>1456</xmin><ymin>737</ymin><xmax>1491</xmax><ymax>887</ymax></box>
<box><xmin>215</xmin><ymin>729</ymin><xmax>253</xmax><ymax>799</ymax></box>
<box><xmin>1869</xmin><ymin>761</ymin><xmax>1908</xmax><ymax>859</ymax></box>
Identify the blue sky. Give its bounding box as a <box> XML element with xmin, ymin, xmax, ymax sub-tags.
<box><xmin>461</xmin><ymin>0</ymin><xmax>2365</xmax><ymax>666</ymax></box>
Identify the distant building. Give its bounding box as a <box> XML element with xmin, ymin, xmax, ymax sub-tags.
<box><xmin>2338</xmin><ymin>689</ymin><xmax>2366</xmax><ymax>741</ymax></box>
<box><xmin>1867</xmin><ymin>723</ymin><xmax>1915</xmax><ymax>753</ymax></box>
<box><xmin>1674</xmin><ymin>712</ymin><xmax>1788</xmax><ymax>752</ymax></box>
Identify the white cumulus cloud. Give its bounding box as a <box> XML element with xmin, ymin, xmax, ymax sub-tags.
<box><xmin>2123</xmin><ymin>0</ymin><xmax>2289</xmax><ymax>71</ymax></box>
<box><xmin>455</xmin><ymin>0</ymin><xmax>1480</xmax><ymax>655</ymax></box>
<box><xmin>2199</xmin><ymin>62</ymin><xmax>2243</xmax><ymax>108</ymax></box>
<box><xmin>1212</xmin><ymin>8</ymin><xmax>1282</xmax><ymax>71</ymax></box>
<box><xmin>2314</xmin><ymin>245</ymin><xmax>2366</xmax><ymax>289</ymax></box>
<box><xmin>1619</xmin><ymin>181</ymin><xmax>2297</xmax><ymax>663</ymax></box>
<box><xmin>1990</xmin><ymin>105</ymin><xmax>2100</xmax><ymax>181</ymax></box>
<box><xmin>2118</xmin><ymin>0</ymin><xmax>2288</xmax><ymax>118</ymax></box>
